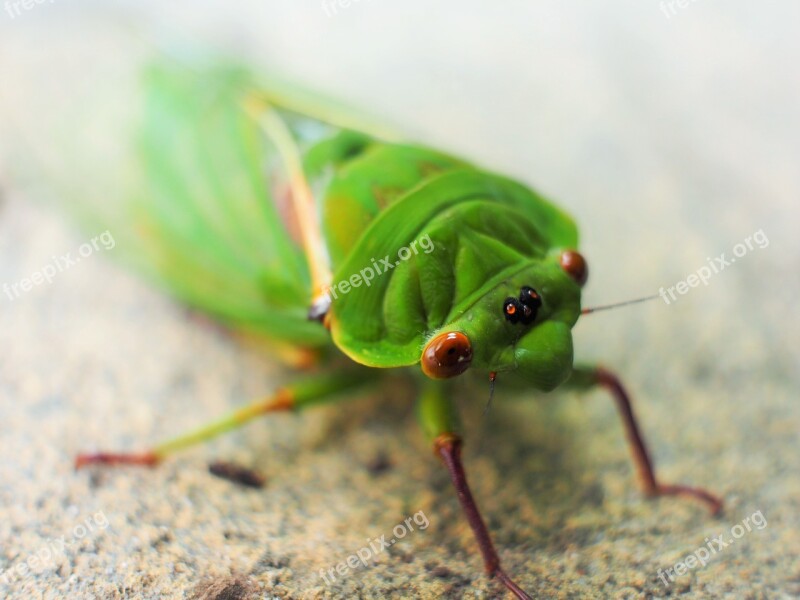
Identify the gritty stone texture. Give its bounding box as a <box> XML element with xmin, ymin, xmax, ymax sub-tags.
<box><xmin>0</xmin><ymin>2</ymin><xmax>798</xmax><ymax>599</ymax></box>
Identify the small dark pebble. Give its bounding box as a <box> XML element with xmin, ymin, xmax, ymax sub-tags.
<box><xmin>208</xmin><ymin>461</ymin><xmax>266</xmax><ymax>488</ymax></box>
<box><xmin>365</xmin><ymin>451</ymin><xmax>393</xmax><ymax>476</ymax></box>
<box><xmin>429</xmin><ymin>566</ymin><xmax>455</xmax><ymax>578</ymax></box>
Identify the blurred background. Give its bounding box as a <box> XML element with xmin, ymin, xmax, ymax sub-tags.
<box><xmin>1</xmin><ymin>2</ymin><xmax>798</xmax><ymax>599</ymax></box>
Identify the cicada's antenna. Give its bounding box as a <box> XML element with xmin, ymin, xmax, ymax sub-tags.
<box><xmin>581</xmin><ymin>294</ymin><xmax>660</xmax><ymax>315</ymax></box>
<box><xmin>483</xmin><ymin>371</ymin><xmax>497</xmax><ymax>416</ymax></box>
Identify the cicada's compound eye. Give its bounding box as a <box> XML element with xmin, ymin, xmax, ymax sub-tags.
<box><xmin>560</xmin><ymin>250</ymin><xmax>588</xmax><ymax>286</ymax></box>
<box><xmin>420</xmin><ymin>332</ymin><xmax>473</xmax><ymax>379</ymax></box>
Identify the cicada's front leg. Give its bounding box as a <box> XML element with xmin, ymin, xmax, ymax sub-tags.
<box><xmin>416</xmin><ymin>382</ymin><xmax>533</xmax><ymax>600</ymax></box>
<box><xmin>570</xmin><ymin>366</ymin><xmax>723</xmax><ymax>515</ymax></box>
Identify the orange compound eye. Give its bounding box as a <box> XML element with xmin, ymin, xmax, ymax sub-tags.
<box><xmin>560</xmin><ymin>250</ymin><xmax>588</xmax><ymax>286</ymax></box>
<box><xmin>420</xmin><ymin>332</ymin><xmax>473</xmax><ymax>379</ymax></box>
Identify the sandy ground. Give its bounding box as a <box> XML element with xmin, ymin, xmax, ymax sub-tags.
<box><xmin>1</xmin><ymin>2</ymin><xmax>798</xmax><ymax>599</ymax></box>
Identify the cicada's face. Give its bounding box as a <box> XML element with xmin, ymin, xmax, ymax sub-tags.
<box><xmin>420</xmin><ymin>250</ymin><xmax>588</xmax><ymax>391</ymax></box>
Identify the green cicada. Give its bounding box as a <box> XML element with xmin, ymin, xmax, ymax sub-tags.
<box><xmin>76</xmin><ymin>59</ymin><xmax>723</xmax><ymax>599</ymax></box>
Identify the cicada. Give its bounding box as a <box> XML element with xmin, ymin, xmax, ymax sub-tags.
<box><xmin>76</xmin><ymin>59</ymin><xmax>722</xmax><ymax>599</ymax></box>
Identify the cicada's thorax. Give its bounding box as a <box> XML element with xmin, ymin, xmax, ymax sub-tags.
<box><xmin>306</xmin><ymin>128</ymin><xmax>584</xmax><ymax>390</ymax></box>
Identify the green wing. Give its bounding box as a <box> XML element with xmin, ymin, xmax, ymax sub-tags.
<box><xmin>128</xmin><ymin>61</ymin><xmax>335</xmax><ymax>346</ymax></box>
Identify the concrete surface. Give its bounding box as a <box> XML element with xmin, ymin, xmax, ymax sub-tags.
<box><xmin>1</xmin><ymin>2</ymin><xmax>798</xmax><ymax>598</ymax></box>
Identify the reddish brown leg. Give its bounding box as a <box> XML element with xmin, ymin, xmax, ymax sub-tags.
<box><xmin>593</xmin><ymin>367</ymin><xmax>723</xmax><ymax>515</ymax></box>
<box><xmin>435</xmin><ymin>433</ymin><xmax>533</xmax><ymax>600</ymax></box>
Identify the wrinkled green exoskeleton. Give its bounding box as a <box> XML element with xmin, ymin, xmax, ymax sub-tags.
<box><xmin>76</xmin><ymin>60</ymin><xmax>723</xmax><ymax>599</ymax></box>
